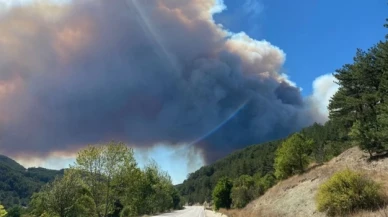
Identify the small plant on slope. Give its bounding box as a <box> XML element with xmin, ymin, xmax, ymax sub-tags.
<box><xmin>316</xmin><ymin>169</ymin><xmax>386</xmax><ymax>216</ymax></box>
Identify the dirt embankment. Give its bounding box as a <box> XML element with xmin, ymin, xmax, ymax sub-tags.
<box><xmin>220</xmin><ymin>147</ymin><xmax>388</xmax><ymax>217</ymax></box>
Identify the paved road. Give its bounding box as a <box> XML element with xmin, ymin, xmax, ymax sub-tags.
<box><xmin>152</xmin><ymin>206</ymin><xmax>206</xmax><ymax>217</ymax></box>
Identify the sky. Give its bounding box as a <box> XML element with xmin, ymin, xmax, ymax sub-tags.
<box><xmin>215</xmin><ymin>0</ymin><xmax>387</xmax><ymax>96</ymax></box>
<box><xmin>0</xmin><ymin>0</ymin><xmax>386</xmax><ymax>184</ymax></box>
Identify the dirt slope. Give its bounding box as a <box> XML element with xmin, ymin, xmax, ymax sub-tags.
<box><xmin>222</xmin><ymin>147</ymin><xmax>388</xmax><ymax>217</ymax></box>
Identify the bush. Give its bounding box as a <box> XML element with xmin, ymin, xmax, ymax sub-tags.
<box><xmin>0</xmin><ymin>204</ymin><xmax>7</xmax><ymax>217</ymax></box>
<box><xmin>212</xmin><ymin>177</ymin><xmax>233</xmax><ymax>210</ymax></box>
<box><xmin>120</xmin><ymin>206</ymin><xmax>137</xmax><ymax>217</ymax></box>
<box><xmin>6</xmin><ymin>206</ymin><xmax>24</xmax><ymax>217</ymax></box>
<box><xmin>231</xmin><ymin>185</ymin><xmax>255</xmax><ymax>209</ymax></box>
<box><xmin>255</xmin><ymin>173</ymin><xmax>276</xmax><ymax>194</ymax></box>
<box><xmin>231</xmin><ymin>175</ymin><xmax>254</xmax><ymax>208</ymax></box>
<box><xmin>316</xmin><ymin>169</ymin><xmax>386</xmax><ymax>216</ymax></box>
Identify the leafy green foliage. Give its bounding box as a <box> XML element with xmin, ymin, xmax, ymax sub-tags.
<box><xmin>329</xmin><ymin>40</ymin><xmax>388</xmax><ymax>156</ymax></box>
<box><xmin>120</xmin><ymin>206</ymin><xmax>136</xmax><ymax>217</ymax></box>
<box><xmin>254</xmin><ymin>173</ymin><xmax>276</xmax><ymax>196</ymax></box>
<box><xmin>6</xmin><ymin>206</ymin><xmax>24</xmax><ymax>217</ymax></box>
<box><xmin>74</xmin><ymin>143</ymin><xmax>138</xmax><ymax>217</ymax></box>
<box><xmin>301</xmin><ymin>121</ymin><xmax>351</xmax><ymax>163</ymax></box>
<box><xmin>230</xmin><ymin>175</ymin><xmax>255</xmax><ymax>208</ymax></box>
<box><xmin>29</xmin><ymin>169</ymin><xmax>96</xmax><ymax>217</ymax></box>
<box><xmin>316</xmin><ymin>169</ymin><xmax>386</xmax><ymax>216</ymax></box>
<box><xmin>212</xmin><ymin>178</ymin><xmax>233</xmax><ymax>210</ymax></box>
<box><xmin>274</xmin><ymin>133</ymin><xmax>313</xmax><ymax>179</ymax></box>
<box><xmin>136</xmin><ymin>160</ymin><xmax>178</xmax><ymax>214</ymax></box>
<box><xmin>28</xmin><ymin>142</ymin><xmax>180</xmax><ymax>217</ymax></box>
<box><xmin>0</xmin><ymin>204</ymin><xmax>6</xmax><ymax>217</ymax></box>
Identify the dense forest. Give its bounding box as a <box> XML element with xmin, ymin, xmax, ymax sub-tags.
<box><xmin>0</xmin><ymin>155</ymin><xmax>63</xmax><ymax>209</ymax></box>
<box><xmin>177</xmin><ymin>140</ymin><xmax>281</xmax><ymax>204</ymax></box>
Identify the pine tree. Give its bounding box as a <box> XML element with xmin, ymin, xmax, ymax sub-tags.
<box><xmin>329</xmin><ymin>46</ymin><xmax>385</xmax><ymax>156</ymax></box>
<box><xmin>376</xmin><ymin>40</ymin><xmax>388</xmax><ymax>149</ymax></box>
<box><xmin>212</xmin><ymin>177</ymin><xmax>233</xmax><ymax>210</ymax></box>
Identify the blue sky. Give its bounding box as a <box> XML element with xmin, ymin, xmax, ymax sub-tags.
<box><xmin>215</xmin><ymin>0</ymin><xmax>387</xmax><ymax>96</ymax></box>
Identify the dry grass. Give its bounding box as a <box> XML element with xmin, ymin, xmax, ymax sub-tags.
<box><xmin>219</xmin><ymin>208</ymin><xmax>283</xmax><ymax>217</ymax></box>
<box><xmin>220</xmin><ymin>147</ymin><xmax>388</xmax><ymax>217</ymax></box>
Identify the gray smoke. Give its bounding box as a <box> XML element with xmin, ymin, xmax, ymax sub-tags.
<box><xmin>0</xmin><ymin>0</ymin><xmax>317</xmax><ymax>163</ymax></box>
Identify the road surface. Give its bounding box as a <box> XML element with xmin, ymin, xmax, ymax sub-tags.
<box><xmin>152</xmin><ymin>206</ymin><xmax>207</xmax><ymax>217</ymax></box>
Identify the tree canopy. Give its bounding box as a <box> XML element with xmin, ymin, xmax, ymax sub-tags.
<box><xmin>274</xmin><ymin>133</ymin><xmax>313</xmax><ymax>179</ymax></box>
<box><xmin>28</xmin><ymin>142</ymin><xmax>182</xmax><ymax>217</ymax></box>
<box><xmin>212</xmin><ymin>177</ymin><xmax>233</xmax><ymax>210</ymax></box>
<box><xmin>329</xmin><ymin>41</ymin><xmax>388</xmax><ymax>156</ymax></box>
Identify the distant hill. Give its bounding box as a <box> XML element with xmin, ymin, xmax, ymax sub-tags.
<box><xmin>177</xmin><ymin>139</ymin><xmax>282</xmax><ymax>204</ymax></box>
<box><xmin>0</xmin><ymin>155</ymin><xmax>63</xmax><ymax>208</ymax></box>
<box><xmin>0</xmin><ymin>155</ymin><xmax>26</xmax><ymax>172</ymax></box>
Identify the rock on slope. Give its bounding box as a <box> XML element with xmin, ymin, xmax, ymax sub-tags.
<box><xmin>225</xmin><ymin>147</ymin><xmax>388</xmax><ymax>217</ymax></box>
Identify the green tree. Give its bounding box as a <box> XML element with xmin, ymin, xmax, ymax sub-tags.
<box><xmin>376</xmin><ymin>40</ymin><xmax>388</xmax><ymax>148</ymax></box>
<box><xmin>329</xmin><ymin>45</ymin><xmax>387</xmax><ymax>157</ymax></box>
<box><xmin>6</xmin><ymin>206</ymin><xmax>23</xmax><ymax>217</ymax></box>
<box><xmin>231</xmin><ymin>175</ymin><xmax>255</xmax><ymax>208</ymax></box>
<box><xmin>29</xmin><ymin>191</ymin><xmax>50</xmax><ymax>216</ymax></box>
<box><xmin>0</xmin><ymin>204</ymin><xmax>7</xmax><ymax>217</ymax></box>
<box><xmin>274</xmin><ymin>133</ymin><xmax>313</xmax><ymax>179</ymax></box>
<box><xmin>27</xmin><ymin>142</ymin><xmax>179</xmax><ymax>217</ymax></box>
<box><xmin>74</xmin><ymin>142</ymin><xmax>137</xmax><ymax>217</ymax></box>
<box><xmin>212</xmin><ymin>177</ymin><xmax>233</xmax><ymax>210</ymax></box>
<box><xmin>29</xmin><ymin>169</ymin><xmax>96</xmax><ymax>217</ymax></box>
<box><xmin>137</xmin><ymin>160</ymin><xmax>175</xmax><ymax>214</ymax></box>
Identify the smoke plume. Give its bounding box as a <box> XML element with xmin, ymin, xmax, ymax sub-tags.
<box><xmin>0</xmin><ymin>0</ymin><xmax>319</xmax><ymax>163</ymax></box>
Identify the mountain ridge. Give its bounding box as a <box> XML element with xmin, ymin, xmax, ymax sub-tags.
<box><xmin>0</xmin><ymin>154</ymin><xmax>63</xmax><ymax>208</ymax></box>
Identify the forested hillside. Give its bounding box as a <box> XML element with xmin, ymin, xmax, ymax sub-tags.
<box><xmin>178</xmin><ymin>120</ymin><xmax>350</xmax><ymax>206</ymax></box>
<box><xmin>0</xmin><ymin>155</ymin><xmax>63</xmax><ymax>208</ymax></box>
<box><xmin>177</xmin><ymin>140</ymin><xmax>281</xmax><ymax>204</ymax></box>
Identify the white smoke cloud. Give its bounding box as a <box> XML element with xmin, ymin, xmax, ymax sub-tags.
<box><xmin>308</xmin><ymin>73</ymin><xmax>339</xmax><ymax>123</ymax></box>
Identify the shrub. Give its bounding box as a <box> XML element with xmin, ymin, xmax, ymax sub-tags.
<box><xmin>0</xmin><ymin>204</ymin><xmax>7</xmax><ymax>217</ymax></box>
<box><xmin>255</xmin><ymin>174</ymin><xmax>276</xmax><ymax>194</ymax></box>
<box><xmin>120</xmin><ymin>206</ymin><xmax>137</xmax><ymax>217</ymax></box>
<box><xmin>6</xmin><ymin>206</ymin><xmax>24</xmax><ymax>217</ymax></box>
<box><xmin>316</xmin><ymin>169</ymin><xmax>386</xmax><ymax>216</ymax></box>
<box><xmin>231</xmin><ymin>175</ymin><xmax>255</xmax><ymax>209</ymax></box>
<box><xmin>212</xmin><ymin>177</ymin><xmax>233</xmax><ymax>210</ymax></box>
